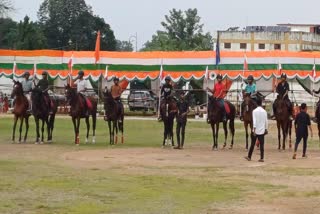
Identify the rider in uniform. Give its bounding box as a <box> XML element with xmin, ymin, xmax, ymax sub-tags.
<box><xmin>206</xmin><ymin>74</ymin><xmax>226</xmax><ymax>123</ymax></box>
<box><xmin>240</xmin><ymin>75</ymin><xmax>257</xmax><ymax>121</ymax></box>
<box><xmin>73</xmin><ymin>70</ymin><xmax>90</xmax><ymax>116</ymax></box>
<box><xmin>35</xmin><ymin>71</ymin><xmax>52</xmax><ymax>114</ymax></box>
<box><xmin>272</xmin><ymin>73</ymin><xmax>293</xmax><ymax>120</ymax></box>
<box><xmin>158</xmin><ymin>76</ymin><xmax>174</xmax><ymax>121</ymax></box>
<box><xmin>21</xmin><ymin>71</ymin><xmax>33</xmax><ymax>114</ymax></box>
<box><xmin>110</xmin><ymin>77</ymin><xmax>124</xmax><ymax>122</ymax></box>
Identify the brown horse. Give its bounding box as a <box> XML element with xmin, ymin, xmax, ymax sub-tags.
<box><xmin>242</xmin><ymin>94</ymin><xmax>257</xmax><ymax>149</ymax></box>
<box><xmin>160</xmin><ymin>97</ymin><xmax>177</xmax><ymax>147</ymax></box>
<box><xmin>208</xmin><ymin>97</ymin><xmax>236</xmax><ymax>150</ymax></box>
<box><xmin>31</xmin><ymin>87</ymin><xmax>58</xmax><ymax>143</ymax></box>
<box><xmin>103</xmin><ymin>88</ymin><xmax>124</xmax><ymax>145</ymax></box>
<box><xmin>11</xmin><ymin>81</ymin><xmax>30</xmax><ymax>143</ymax></box>
<box><xmin>274</xmin><ymin>97</ymin><xmax>292</xmax><ymax>150</ymax></box>
<box><xmin>315</xmin><ymin>99</ymin><xmax>320</xmax><ymax>141</ymax></box>
<box><xmin>65</xmin><ymin>84</ymin><xmax>97</xmax><ymax>145</ymax></box>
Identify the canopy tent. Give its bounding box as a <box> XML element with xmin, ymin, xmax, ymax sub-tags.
<box><xmin>0</xmin><ymin>50</ymin><xmax>320</xmax><ymax>82</ymax></box>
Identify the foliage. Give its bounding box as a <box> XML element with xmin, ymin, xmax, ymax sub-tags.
<box><xmin>142</xmin><ymin>8</ymin><xmax>213</xmax><ymax>51</ymax></box>
<box><xmin>0</xmin><ymin>0</ymin><xmax>13</xmax><ymax>17</ymax></box>
<box><xmin>37</xmin><ymin>0</ymin><xmax>116</xmax><ymax>51</ymax></box>
<box><xmin>0</xmin><ymin>17</ymin><xmax>16</xmax><ymax>48</ymax></box>
<box><xmin>115</xmin><ymin>40</ymin><xmax>134</xmax><ymax>52</ymax></box>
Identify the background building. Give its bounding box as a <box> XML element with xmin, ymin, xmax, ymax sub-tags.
<box><xmin>218</xmin><ymin>24</ymin><xmax>320</xmax><ymax>52</ymax></box>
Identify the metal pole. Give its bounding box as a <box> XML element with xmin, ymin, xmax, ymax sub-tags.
<box><xmin>135</xmin><ymin>32</ymin><xmax>138</xmax><ymax>52</ymax></box>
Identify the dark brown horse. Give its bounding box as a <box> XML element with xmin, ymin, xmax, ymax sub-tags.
<box><xmin>160</xmin><ymin>97</ymin><xmax>177</xmax><ymax>147</ymax></box>
<box><xmin>11</xmin><ymin>81</ymin><xmax>30</xmax><ymax>143</ymax></box>
<box><xmin>65</xmin><ymin>84</ymin><xmax>97</xmax><ymax>145</ymax></box>
<box><xmin>103</xmin><ymin>88</ymin><xmax>124</xmax><ymax>145</ymax></box>
<box><xmin>315</xmin><ymin>99</ymin><xmax>320</xmax><ymax>141</ymax></box>
<box><xmin>31</xmin><ymin>87</ymin><xmax>57</xmax><ymax>144</ymax></box>
<box><xmin>208</xmin><ymin>97</ymin><xmax>236</xmax><ymax>150</ymax></box>
<box><xmin>242</xmin><ymin>94</ymin><xmax>257</xmax><ymax>149</ymax></box>
<box><xmin>274</xmin><ymin>96</ymin><xmax>292</xmax><ymax>150</ymax></box>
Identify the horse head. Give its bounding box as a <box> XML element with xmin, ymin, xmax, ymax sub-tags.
<box><xmin>243</xmin><ymin>94</ymin><xmax>257</xmax><ymax>113</ymax></box>
<box><xmin>103</xmin><ymin>87</ymin><xmax>117</xmax><ymax>117</ymax></box>
<box><xmin>11</xmin><ymin>81</ymin><xmax>23</xmax><ymax>98</ymax></box>
<box><xmin>64</xmin><ymin>84</ymin><xmax>77</xmax><ymax>105</ymax></box>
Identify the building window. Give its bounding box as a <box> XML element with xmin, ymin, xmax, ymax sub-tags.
<box><xmin>240</xmin><ymin>43</ymin><xmax>247</xmax><ymax>49</ymax></box>
<box><xmin>274</xmin><ymin>44</ymin><xmax>281</xmax><ymax>50</ymax></box>
<box><xmin>258</xmin><ymin>43</ymin><xmax>265</xmax><ymax>49</ymax></box>
<box><xmin>224</xmin><ymin>43</ymin><xmax>231</xmax><ymax>49</ymax></box>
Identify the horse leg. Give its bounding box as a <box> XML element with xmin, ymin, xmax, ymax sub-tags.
<box><xmin>115</xmin><ymin>120</ymin><xmax>118</xmax><ymax>144</ymax></box>
<box><xmin>223</xmin><ymin>121</ymin><xmax>228</xmax><ymax>148</ymax></box>
<box><xmin>277</xmin><ymin>121</ymin><xmax>281</xmax><ymax>150</ymax></box>
<box><xmin>244</xmin><ymin>122</ymin><xmax>249</xmax><ymax>150</ymax></box>
<box><xmin>76</xmin><ymin>117</ymin><xmax>81</xmax><ymax>145</ymax></box>
<box><xmin>85</xmin><ymin>116</ymin><xmax>90</xmax><ymax>144</ymax></box>
<box><xmin>92</xmin><ymin>112</ymin><xmax>97</xmax><ymax>144</ymax></box>
<box><xmin>12</xmin><ymin>115</ymin><xmax>18</xmax><ymax>143</ymax></box>
<box><xmin>41</xmin><ymin>119</ymin><xmax>46</xmax><ymax>143</ymax></box>
<box><xmin>107</xmin><ymin>120</ymin><xmax>113</xmax><ymax>145</ymax></box>
<box><xmin>229</xmin><ymin>118</ymin><xmax>235</xmax><ymax>148</ymax></box>
<box><xmin>24</xmin><ymin>116</ymin><xmax>29</xmax><ymax>143</ymax></box>
<box><xmin>282</xmin><ymin>122</ymin><xmax>287</xmax><ymax>150</ymax></box>
<box><xmin>162</xmin><ymin>120</ymin><xmax>166</xmax><ymax>147</ymax></box>
<box><xmin>18</xmin><ymin>117</ymin><xmax>24</xmax><ymax>143</ymax></box>
<box><xmin>170</xmin><ymin>118</ymin><xmax>174</xmax><ymax>147</ymax></box>
<box><xmin>288</xmin><ymin>120</ymin><xmax>292</xmax><ymax>149</ymax></box>
<box><xmin>48</xmin><ymin>114</ymin><xmax>56</xmax><ymax>142</ymax></box>
<box><xmin>318</xmin><ymin>122</ymin><xmax>320</xmax><ymax>142</ymax></box>
<box><xmin>72</xmin><ymin>117</ymin><xmax>77</xmax><ymax>144</ymax></box>
<box><xmin>35</xmin><ymin>117</ymin><xmax>40</xmax><ymax>143</ymax></box>
<box><xmin>216</xmin><ymin>123</ymin><xmax>220</xmax><ymax>149</ymax></box>
<box><xmin>120</xmin><ymin>116</ymin><xmax>124</xmax><ymax>144</ymax></box>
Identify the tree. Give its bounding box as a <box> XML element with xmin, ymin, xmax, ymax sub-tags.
<box><xmin>0</xmin><ymin>0</ymin><xmax>13</xmax><ymax>17</ymax></box>
<box><xmin>38</xmin><ymin>0</ymin><xmax>116</xmax><ymax>51</ymax></box>
<box><xmin>116</xmin><ymin>40</ymin><xmax>133</xmax><ymax>52</ymax></box>
<box><xmin>142</xmin><ymin>8</ymin><xmax>213</xmax><ymax>51</ymax></box>
<box><xmin>0</xmin><ymin>17</ymin><xmax>17</xmax><ymax>48</ymax></box>
<box><xmin>15</xmin><ymin>16</ymin><xmax>46</xmax><ymax>49</ymax></box>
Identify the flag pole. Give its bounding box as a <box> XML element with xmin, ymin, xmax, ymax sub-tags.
<box><xmin>312</xmin><ymin>58</ymin><xmax>316</xmax><ymax>115</ymax></box>
<box><xmin>157</xmin><ymin>60</ymin><xmax>163</xmax><ymax>119</ymax></box>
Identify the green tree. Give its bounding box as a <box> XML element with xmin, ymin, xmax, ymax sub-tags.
<box><xmin>15</xmin><ymin>16</ymin><xmax>46</xmax><ymax>49</ymax></box>
<box><xmin>142</xmin><ymin>8</ymin><xmax>213</xmax><ymax>51</ymax></box>
<box><xmin>38</xmin><ymin>0</ymin><xmax>116</xmax><ymax>51</ymax></box>
<box><xmin>116</xmin><ymin>40</ymin><xmax>133</xmax><ymax>52</ymax></box>
<box><xmin>0</xmin><ymin>0</ymin><xmax>13</xmax><ymax>17</ymax></box>
<box><xmin>0</xmin><ymin>17</ymin><xmax>17</xmax><ymax>48</ymax></box>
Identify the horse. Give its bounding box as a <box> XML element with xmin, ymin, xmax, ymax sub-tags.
<box><xmin>160</xmin><ymin>97</ymin><xmax>177</xmax><ymax>147</ymax></box>
<box><xmin>103</xmin><ymin>88</ymin><xmax>124</xmax><ymax>145</ymax></box>
<box><xmin>31</xmin><ymin>87</ymin><xmax>57</xmax><ymax>144</ymax></box>
<box><xmin>315</xmin><ymin>99</ymin><xmax>320</xmax><ymax>141</ymax></box>
<box><xmin>208</xmin><ymin>97</ymin><xmax>236</xmax><ymax>150</ymax></box>
<box><xmin>274</xmin><ymin>96</ymin><xmax>292</xmax><ymax>150</ymax></box>
<box><xmin>65</xmin><ymin>84</ymin><xmax>97</xmax><ymax>145</ymax></box>
<box><xmin>11</xmin><ymin>81</ymin><xmax>30</xmax><ymax>143</ymax></box>
<box><xmin>242</xmin><ymin>94</ymin><xmax>257</xmax><ymax>149</ymax></box>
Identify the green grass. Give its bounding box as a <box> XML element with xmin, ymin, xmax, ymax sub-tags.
<box><xmin>0</xmin><ymin>116</ymin><xmax>319</xmax><ymax>213</ymax></box>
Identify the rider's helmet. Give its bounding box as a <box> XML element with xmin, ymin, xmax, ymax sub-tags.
<box><xmin>281</xmin><ymin>73</ymin><xmax>287</xmax><ymax>79</ymax></box>
<box><xmin>42</xmin><ymin>71</ymin><xmax>48</xmax><ymax>76</ymax></box>
<box><xmin>113</xmin><ymin>77</ymin><xmax>119</xmax><ymax>82</ymax></box>
<box><xmin>24</xmin><ymin>71</ymin><xmax>30</xmax><ymax>77</ymax></box>
<box><xmin>165</xmin><ymin>76</ymin><xmax>171</xmax><ymax>81</ymax></box>
<box><xmin>247</xmin><ymin>75</ymin><xmax>254</xmax><ymax>81</ymax></box>
<box><xmin>216</xmin><ymin>74</ymin><xmax>223</xmax><ymax>80</ymax></box>
<box><xmin>78</xmin><ymin>70</ymin><xmax>84</xmax><ymax>76</ymax></box>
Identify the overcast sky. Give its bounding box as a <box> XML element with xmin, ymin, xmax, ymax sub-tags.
<box><xmin>11</xmin><ymin>0</ymin><xmax>320</xmax><ymax>49</ymax></box>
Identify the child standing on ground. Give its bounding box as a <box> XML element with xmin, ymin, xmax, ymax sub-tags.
<box><xmin>293</xmin><ymin>103</ymin><xmax>313</xmax><ymax>159</ymax></box>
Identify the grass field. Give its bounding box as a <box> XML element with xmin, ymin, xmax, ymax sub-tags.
<box><xmin>1</xmin><ymin>116</ymin><xmax>320</xmax><ymax>214</ymax></box>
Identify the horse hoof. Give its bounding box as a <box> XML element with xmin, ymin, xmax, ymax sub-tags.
<box><xmin>40</xmin><ymin>141</ymin><xmax>44</xmax><ymax>145</ymax></box>
<box><xmin>85</xmin><ymin>138</ymin><xmax>89</xmax><ymax>144</ymax></box>
<box><xmin>223</xmin><ymin>144</ymin><xmax>226</xmax><ymax>148</ymax></box>
<box><xmin>47</xmin><ymin>140</ymin><xmax>52</xmax><ymax>144</ymax></box>
<box><xmin>229</xmin><ymin>145</ymin><xmax>233</xmax><ymax>150</ymax></box>
<box><xmin>11</xmin><ymin>141</ymin><xmax>15</xmax><ymax>144</ymax></box>
<box><xmin>35</xmin><ymin>142</ymin><xmax>39</xmax><ymax>145</ymax></box>
<box><xmin>212</xmin><ymin>147</ymin><xmax>218</xmax><ymax>151</ymax></box>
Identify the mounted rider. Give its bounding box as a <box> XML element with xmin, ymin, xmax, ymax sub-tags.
<box><xmin>158</xmin><ymin>76</ymin><xmax>174</xmax><ymax>121</ymax></box>
<box><xmin>35</xmin><ymin>71</ymin><xmax>53</xmax><ymax>114</ymax></box>
<box><xmin>21</xmin><ymin>71</ymin><xmax>33</xmax><ymax>114</ymax></box>
<box><xmin>110</xmin><ymin>77</ymin><xmax>124</xmax><ymax>120</ymax></box>
<box><xmin>207</xmin><ymin>74</ymin><xmax>226</xmax><ymax>123</ymax></box>
<box><xmin>240</xmin><ymin>75</ymin><xmax>257</xmax><ymax>121</ymax></box>
<box><xmin>272</xmin><ymin>73</ymin><xmax>293</xmax><ymax>120</ymax></box>
<box><xmin>73</xmin><ymin>70</ymin><xmax>92</xmax><ymax>116</ymax></box>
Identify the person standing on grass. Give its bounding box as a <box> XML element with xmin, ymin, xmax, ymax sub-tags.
<box><xmin>175</xmin><ymin>92</ymin><xmax>189</xmax><ymax>150</ymax></box>
<box><xmin>293</xmin><ymin>103</ymin><xmax>313</xmax><ymax>159</ymax></box>
<box><xmin>245</xmin><ymin>98</ymin><xmax>268</xmax><ymax>162</ymax></box>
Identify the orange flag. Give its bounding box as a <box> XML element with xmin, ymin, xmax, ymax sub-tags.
<box><xmin>94</xmin><ymin>31</ymin><xmax>101</xmax><ymax>64</ymax></box>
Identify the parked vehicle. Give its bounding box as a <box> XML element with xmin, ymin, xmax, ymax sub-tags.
<box><xmin>128</xmin><ymin>90</ymin><xmax>157</xmax><ymax>111</ymax></box>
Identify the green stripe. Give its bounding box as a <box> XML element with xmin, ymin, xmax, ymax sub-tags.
<box><xmin>0</xmin><ymin>63</ymin><xmax>319</xmax><ymax>71</ymax></box>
